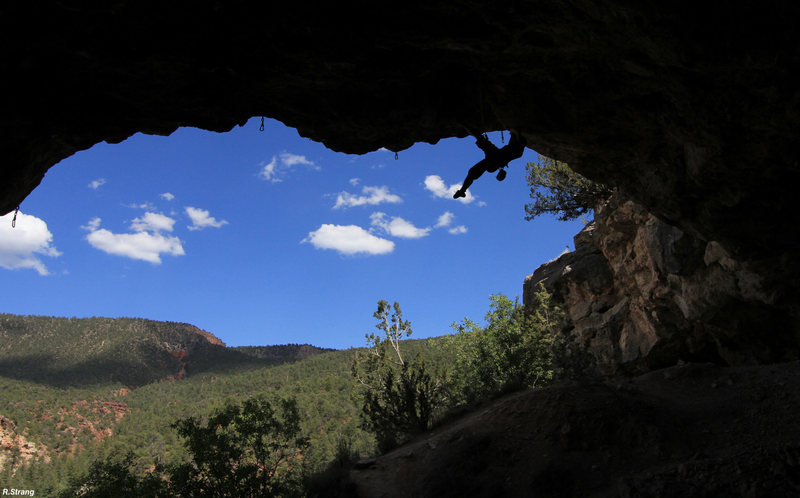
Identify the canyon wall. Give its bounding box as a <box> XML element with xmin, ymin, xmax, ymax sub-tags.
<box><xmin>524</xmin><ymin>197</ymin><xmax>800</xmax><ymax>375</ymax></box>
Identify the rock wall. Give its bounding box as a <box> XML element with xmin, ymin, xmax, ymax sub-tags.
<box><xmin>524</xmin><ymin>196</ymin><xmax>800</xmax><ymax>375</ymax></box>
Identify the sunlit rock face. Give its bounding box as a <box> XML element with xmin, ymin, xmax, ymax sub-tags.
<box><xmin>525</xmin><ymin>196</ymin><xmax>800</xmax><ymax>375</ymax></box>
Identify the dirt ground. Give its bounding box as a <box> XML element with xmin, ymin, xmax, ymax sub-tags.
<box><xmin>347</xmin><ymin>362</ymin><xmax>800</xmax><ymax>497</ymax></box>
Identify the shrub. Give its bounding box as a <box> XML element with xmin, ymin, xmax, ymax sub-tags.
<box><xmin>525</xmin><ymin>154</ymin><xmax>614</xmax><ymax>221</ymax></box>
<box><xmin>351</xmin><ymin>301</ymin><xmax>445</xmax><ymax>452</ymax></box>
<box><xmin>444</xmin><ymin>285</ymin><xmax>564</xmax><ymax>406</ymax></box>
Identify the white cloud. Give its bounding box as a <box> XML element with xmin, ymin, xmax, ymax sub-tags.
<box><xmin>433</xmin><ymin>211</ymin><xmax>468</xmax><ymax>234</ymax></box>
<box><xmin>303</xmin><ymin>224</ymin><xmax>394</xmax><ymax>255</ymax></box>
<box><xmin>88</xmin><ymin>178</ymin><xmax>106</xmax><ymax>190</ymax></box>
<box><xmin>131</xmin><ymin>212</ymin><xmax>176</xmax><ymax>233</ymax></box>
<box><xmin>160</xmin><ymin>192</ymin><xmax>175</xmax><ymax>201</ymax></box>
<box><xmin>82</xmin><ymin>217</ymin><xmax>102</xmax><ymax>231</ymax></box>
<box><xmin>258</xmin><ymin>156</ymin><xmax>283</xmax><ymax>183</ymax></box>
<box><xmin>370</xmin><ymin>212</ymin><xmax>431</xmax><ymax>239</ymax></box>
<box><xmin>83</xmin><ymin>217</ymin><xmax>184</xmax><ymax>264</ymax></box>
<box><xmin>258</xmin><ymin>152</ymin><xmax>319</xmax><ymax>183</ymax></box>
<box><xmin>0</xmin><ymin>211</ymin><xmax>61</xmax><ymax>275</ymax></box>
<box><xmin>280</xmin><ymin>152</ymin><xmax>318</xmax><ymax>169</ymax></box>
<box><xmin>423</xmin><ymin>175</ymin><xmax>477</xmax><ymax>204</ymax></box>
<box><xmin>258</xmin><ymin>157</ymin><xmax>281</xmax><ymax>182</ymax></box>
<box><xmin>349</xmin><ymin>178</ymin><xmax>360</xmax><ymax>187</ymax></box>
<box><xmin>333</xmin><ymin>186</ymin><xmax>402</xmax><ymax>209</ymax></box>
<box><xmin>435</xmin><ymin>211</ymin><xmax>455</xmax><ymax>228</ymax></box>
<box><xmin>126</xmin><ymin>202</ymin><xmax>157</xmax><ymax>210</ymax></box>
<box><xmin>86</xmin><ymin>229</ymin><xmax>185</xmax><ymax>264</ymax></box>
<box><xmin>185</xmin><ymin>207</ymin><xmax>229</xmax><ymax>231</ymax></box>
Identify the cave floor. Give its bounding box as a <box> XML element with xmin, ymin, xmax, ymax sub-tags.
<box><xmin>348</xmin><ymin>362</ymin><xmax>800</xmax><ymax>497</ymax></box>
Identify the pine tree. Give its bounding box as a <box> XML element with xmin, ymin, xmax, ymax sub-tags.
<box><xmin>525</xmin><ymin>154</ymin><xmax>614</xmax><ymax>221</ymax></box>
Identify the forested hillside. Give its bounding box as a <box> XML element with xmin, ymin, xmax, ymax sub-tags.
<box><xmin>0</xmin><ymin>314</ymin><xmax>359</xmax><ymax>495</ymax></box>
<box><xmin>0</xmin><ymin>314</ymin><xmax>329</xmax><ymax>387</ymax></box>
<box><xmin>0</xmin><ymin>289</ymin><xmax>563</xmax><ymax>496</ymax></box>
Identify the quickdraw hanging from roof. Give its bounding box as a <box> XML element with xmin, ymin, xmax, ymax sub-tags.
<box><xmin>11</xmin><ymin>206</ymin><xmax>19</xmax><ymax>228</ymax></box>
<box><xmin>259</xmin><ymin>117</ymin><xmax>265</xmax><ymax>132</ymax></box>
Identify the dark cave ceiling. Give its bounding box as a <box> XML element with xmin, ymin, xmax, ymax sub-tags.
<box><xmin>3</xmin><ymin>2</ymin><xmax>800</xmax><ymax>263</ymax></box>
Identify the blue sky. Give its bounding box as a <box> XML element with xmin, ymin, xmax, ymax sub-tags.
<box><xmin>0</xmin><ymin>118</ymin><xmax>583</xmax><ymax>349</ymax></box>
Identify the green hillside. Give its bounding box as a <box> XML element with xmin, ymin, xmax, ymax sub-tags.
<box><xmin>0</xmin><ymin>313</ymin><xmax>444</xmax><ymax>495</ymax></box>
<box><xmin>0</xmin><ymin>290</ymin><xmax>560</xmax><ymax>496</ymax></box>
<box><xmin>0</xmin><ymin>314</ymin><xmax>329</xmax><ymax>387</ymax></box>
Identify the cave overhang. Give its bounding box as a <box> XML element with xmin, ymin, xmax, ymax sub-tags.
<box><xmin>3</xmin><ymin>2</ymin><xmax>800</xmax><ymax>262</ymax></box>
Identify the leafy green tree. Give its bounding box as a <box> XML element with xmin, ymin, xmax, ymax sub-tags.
<box><xmin>351</xmin><ymin>301</ymin><xmax>445</xmax><ymax>452</ymax></box>
<box><xmin>525</xmin><ymin>154</ymin><xmax>614</xmax><ymax>221</ymax></box>
<box><xmin>168</xmin><ymin>396</ymin><xmax>308</xmax><ymax>497</ymax></box>
<box><xmin>444</xmin><ymin>286</ymin><xmax>564</xmax><ymax>406</ymax></box>
<box><xmin>60</xmin><ymin>396</ymin><xmax>308</xmax><ymax>498</ymax></box>
<box><xmin>58</xmin><ymin>452</ymin><xmax>166</xmax><ymax>497</ymax></box>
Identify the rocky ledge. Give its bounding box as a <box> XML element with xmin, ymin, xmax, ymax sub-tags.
<box><xmin>525</xmin><ymin>196</ymin><xmax>800</xmax><ymax>375</ymax></box>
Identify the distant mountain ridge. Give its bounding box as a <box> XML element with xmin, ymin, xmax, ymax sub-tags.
<box><xmin>234</xmin><ymin>344</ymin><xmax>334</xmax><ymax>360</ymax></box>
<box><xmin>0</xmin><ymin>313</ymin><xmax>330</xmax><ymax>387</ymax></box>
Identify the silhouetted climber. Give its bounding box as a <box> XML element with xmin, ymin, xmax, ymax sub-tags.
<box><xmin>453</xmin><ymin>130</ymin><xmax>526</xmax><ymax>198</ymax></box>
